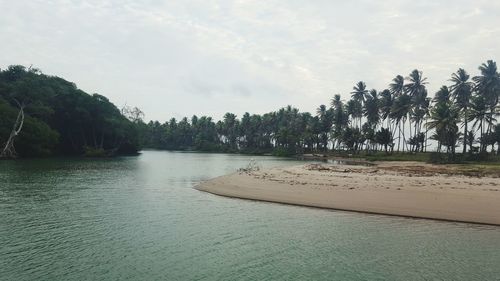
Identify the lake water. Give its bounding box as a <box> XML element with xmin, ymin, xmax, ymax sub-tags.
<box><xmin>1</xmin><ymin>150</ymin><xmax>500</xmax><ymax>281</ymax></box>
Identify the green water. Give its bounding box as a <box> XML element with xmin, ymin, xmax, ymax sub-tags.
<box><xmin>1</xmin><ymin>151</ymin><xmax>499</xmax><ymax>281</ymax></box>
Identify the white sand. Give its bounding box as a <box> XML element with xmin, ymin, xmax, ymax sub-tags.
<box><xmin>196</xmin><ymin>162</ymin><xmax>500</xmax><ymax>225</ymax></box>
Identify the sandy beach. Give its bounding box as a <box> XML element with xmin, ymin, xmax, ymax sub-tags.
<box><xmin>196</xmin><ymin>162</ymin><xmax>500</xmax><ymax>225</ymax></box>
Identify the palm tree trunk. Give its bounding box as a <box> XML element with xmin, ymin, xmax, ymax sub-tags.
<box><xmin>397</xmin><ymin>122</ymin><xmax>401</xmax><ymax>152</ymax></box>
<box><xmin>480</xmin><ymin>119</ymin><xmax>484</xmax><ymax>152</ymax></box>
<box><xmin>424</xmin><ymin>119</ymin><xmax>428</xmax><ymax>152</ymax></box>
<box><xmin>408</xmin><ymin>119</ymin><xmax>412</xmax><ymax>152</ymax></box>
<box><xmin>462</xmin><ymin>110</ymin><xmax>467</xmax><ymax>154</ymax></box>
<box><xmin>402</xmin><ymin>121</ymin><xmax>406</xmax><ymax>152</ymax></box>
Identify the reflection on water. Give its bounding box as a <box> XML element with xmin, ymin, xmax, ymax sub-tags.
<box><xmin>1</xmin><ymin>151</ymin><xmax>499</xmax><ymax>281</ymax></box>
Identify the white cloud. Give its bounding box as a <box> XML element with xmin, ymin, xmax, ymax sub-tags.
<box><xmin>1</xmin><ymin>0</ymin><xmax>500</xmax><ymax>121</ymax></box>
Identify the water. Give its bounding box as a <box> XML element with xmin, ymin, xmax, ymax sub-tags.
<box><xmin>1</xmin><ymin>151</ymin><xmax>499</xmax><ymax>281</ymax></box>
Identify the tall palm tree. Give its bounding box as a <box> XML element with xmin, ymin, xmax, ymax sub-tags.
<box><xmin>316</xmin><ymin>104</ymin><xmax>333</xmax><ymax>151</ymax></box>
<box><xmin>379</xmin><ymin>89</ymin><xmax>394</xmax><ymax>130</ymax></box>
<box><xmin>410</xmin><ymin>90</ymin><xmax>429</xmax><ymax>152</ymax></box>
<box><xmin>363</xmin><ymin>89</ymin><xmax>380</xmax><ymax>127</ymax></box>
<box><xmin>405</xmin><ymin>69</ymin><xmax>428</xmax><ymax>146</ymax></box>
<box><xmin>346</xmin><ymin>99</ymin><xmax>363</xmax><ymax>129</ymax></box>
<box><xmin>316</xmin><ymin>104</ymin><xmax>327</xmax><ymax>118</ymax></box>
<box><xmin>331</xmin><ymin>96</ymin><xmax>348</xmax><ymax>150</ymax></box>
<box><xmin>427</xmin><ymin>101</ymin><xmax>460</xmax><ymax>155</ymax></box>
<box><xmin>450</xmin><ymin>68</ymin><xmax>473</xmax><ymax>154</ymax></box>
<box><xmin>351</xmin><ymin>81</ymin><xmax>368</xmax><ymax>103</ymax></box>
<box><xmin>390</xmin><ymin>94</ymin><xmax>412</xmax><ymax>152</ymax></box>
<box><xmin>469</xmin><ymin>95</ymin><xmax>489</xmax><ymax>151</ymax></box>
<box><xmin>433</xmin><ymin>86</ymin><xmax>451</xmax><ymax>103</ymax></box>
<box><xmin>405</xmin><ymin>70</ymin><xmax>428</xmax><ymax>98</ymax></box>
<box><xmin>473</xmin><ymin>60</ymin><xmax>500</xmax><ymax>137</ymax></box>
<box><xmin>222</xmin><ymin>112</ymin><xmax>239</xmax><ymax>148</ymax></box>
<box><xmin>389</xmin><ymin>75</ymin><xmax>405</xmax><ymax>151</ymax></box>
<box><xmin>389</xmin><ymin>75</ymin><xmax>405</xmax><ymax>97</ymax></box>
<box><xmin>351</xmin><ymin>81</ymin><xmax>368</xmax><ymax>128</ymax></box>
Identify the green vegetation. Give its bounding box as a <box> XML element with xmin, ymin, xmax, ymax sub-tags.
<box><xmin>0</xmin><ymin>65</ymin><xmax>140</xmax><ymax>158</ymax></box>
<box><xmin>142</xmin><ymin>60</ymin><xmax>500</xmax><ymax>162</ymax></box>
<box><xmin>1</xmin><ymin>60</ymin><xmax>499</xmax><ymax>163</ymax></box>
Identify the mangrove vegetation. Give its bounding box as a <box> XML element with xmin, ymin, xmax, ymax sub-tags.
<box><xmin>0</xmin><ymin>65</ymin><xmax>140</xmax><ymax>158</ymax></box>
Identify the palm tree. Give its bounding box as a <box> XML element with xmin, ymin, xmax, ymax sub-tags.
<box><xmin>405</xmin><ymin>70</ymin><xmax>428</xmax><ymax>147</ymax></box>
<box><xmin>346</xmin><ymin>99</ymin><xmax>362</xmax><ymax>129</ymax></box>
<box><xmin>468</xmin><ymin>95</ymin><xmax>489</xmax><ymax>151</ymax></box>
<box><xmin>363</xmin><ymin>89</ymin><xmax>380</xmax><ymax>127</ymax></box>
<box><xmin>316</xmin><ymin>104</ymin><xmax>333</xmax><ymax>151</ymax></box>
<box><xmin>421</xmin><ymin>97</ymin><xmax>431</xmax><ymax>152</ymax></box>
<box><xmin>316</xmin><ymin>104</ymin><xmax>327</xmax><ymax>118</ymax></box>
<box><xmin>351</xmin><ymin>81</ymin><xmax>368</xmax><ymax>127</ymax></box>
<box><xmin>450</xmin><ymin>68</ymin><xmax>473</xmax><ymax>154</ymax></box>
<box><xmin>433</xmin><ymin>86</ymin><xmax>451</xmax><ymax>103</ymax></box>
<box><xmin>410</xmin><ymin>91</ymin><xmax>429</xmax><ymax>152</ymax></box>
<box><xmin>389</xmin><ymin>75</ymin><xmax>405</xmax><ymax>97</ymax></box>
<box><xmin>390</xmin><ymin>94</ymin><xmax>412</xmax><ymax>152</ymax></box>
<box><xmin>405</xmin><ymin>70</ymin><xmax>428</xmax><ymax>98</ymax></box>
<box><xmin>331</xmin><ymin>96</ymin><xmax>348</xmax><ymax>150</ymax></box>
<box><xmin>351</xmin><ymin>81</ymin><xmax>368</xmax><ymax>103</ymax></box>
<box><xmin>379</xmin><ymin>89</ymin><xmax>394</xmax><ymax>130</ymax></box>
<box><xmin>389</xmin><ymin>75</ymin><xmax>405</xmax><ymax>151</ymax></box>
<box><xmin>473</xmin><ymin>60</ymin><xmax>500</xmax><ymax>137</ymax></box>
<box><xmin>427</xmin><ymin>101</ymin><xmax>460</xmax><ymax>155</ymax></box>
<box><xmin>330</xmin><ymin>94</ymin><xmax>343</xmax><ymax>109</ymax></box>
<box><xmin>222</xmin><ymin>112</ymin><xmax>239</xmax><ymax>149</ymax></box>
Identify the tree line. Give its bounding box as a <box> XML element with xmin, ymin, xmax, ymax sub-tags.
<box><xmin>1</xmin><ymin>61</ymin><xmax>499</xmax><ymax>159</ymax></box>
<box><xmin>0</xmin><ymin>65</ymin><xmax>140</xmax><ymax>158</ymax></box>
<box><xmin>142</xmin><ymin>60</ymin><xmax>500</xmax><ymax>158</ymax></box>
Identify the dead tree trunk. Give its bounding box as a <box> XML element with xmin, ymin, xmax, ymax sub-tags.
<box><xmin>1</xmin><ymin>102</ymin><xmax>25</xmax><ymax>159</ymax></box>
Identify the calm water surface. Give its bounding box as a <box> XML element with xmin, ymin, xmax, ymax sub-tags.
<box><xmin>1</xmin><ymin>151</ymin><xmax>499</xmax><ymax>281</ymax></box>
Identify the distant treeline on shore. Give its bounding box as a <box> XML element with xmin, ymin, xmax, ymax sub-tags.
<box><xmin>142</xmin><ymin>60</ymin><xmax>500</xmax><ymax>162</ymax></box>
<box><xmin>1</xmin><ymin>61</ymin><xmax>500</xmax><ymax>161</ymax></box>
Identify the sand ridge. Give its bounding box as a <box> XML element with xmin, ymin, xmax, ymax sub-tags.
<box><xmin>196</xmin><ymin>162</ymin><xmax>500</xmax><ymax>225</ymax></box>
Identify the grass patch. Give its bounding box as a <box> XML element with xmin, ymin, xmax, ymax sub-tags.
<box><xmin>323</xmin><ymin>151</ymin><xmax>432</xmax><ymax>162</ymax></box>
<box><xmin>364</xmin><ymin>152</ymin><xmax>430</xmax><ymax>162</ymax></box>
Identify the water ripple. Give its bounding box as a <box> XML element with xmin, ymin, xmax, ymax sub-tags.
<box><xmin>1</xmin><ymin>151</ymin><xmax>500</xmax><ymax>280</ymax></box>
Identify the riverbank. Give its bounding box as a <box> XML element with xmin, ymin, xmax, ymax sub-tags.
<box><xmin>196</xmin><ymin>162</ymin><xmax>500</xmax><ymax>225</ymax></box>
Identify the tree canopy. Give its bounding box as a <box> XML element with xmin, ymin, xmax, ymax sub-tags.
<box><xmin>0</xmin><ymin>65</ymin><xmax>140</xmax><ymax>157</ymax></box>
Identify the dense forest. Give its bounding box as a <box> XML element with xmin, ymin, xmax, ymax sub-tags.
<box><xmin>0</xmin><ymin>65</ymin><xmax>140</xmax><ymax>158</ymax></box>
<box><xmin>142</xmin><ymin>60</ymin><xmax>500</xmax><ymax>161</ymax></box>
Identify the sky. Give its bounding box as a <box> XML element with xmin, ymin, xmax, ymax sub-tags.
<box><xmin>1</xmin><ymin>0</ymin><xmax>500</xmax><ymax>122</ymax></box>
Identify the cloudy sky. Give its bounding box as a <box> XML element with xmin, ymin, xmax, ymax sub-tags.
<box><xmin>1</xmin><ymin>0</ymin><xmax>500</xmax><ymax>121</ymax></box>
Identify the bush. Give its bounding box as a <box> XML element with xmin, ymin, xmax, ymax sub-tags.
<box><xmin>272</xmin><ymin>147</ymin><xmax>296</xmax><ymax>157</ymax></box>
<box><xmin>428</xmin><ymin>152</ymin><xmax>465</xmax><ymax>164</ymax></box>
<box><xmin>464</xmin><ymin>151</ymin><xmax>491</xmax><ymax>162</ymax></box>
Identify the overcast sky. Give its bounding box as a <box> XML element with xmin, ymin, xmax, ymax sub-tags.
<box><xmin>1</xmin><ymin>1</ymin><xmax>500</xmax><ymax>121</ymax></box>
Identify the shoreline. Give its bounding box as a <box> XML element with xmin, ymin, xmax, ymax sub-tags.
<box><xmin>196</xmin><ymin>162</ymin><xmax>500</xmax><ymax>226</ymax></box>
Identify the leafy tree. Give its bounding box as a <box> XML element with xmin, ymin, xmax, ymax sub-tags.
<box><xmin>0</xmin><ymin>65</ymin><xmax>140</xmax><ymax>157</ymax></box>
